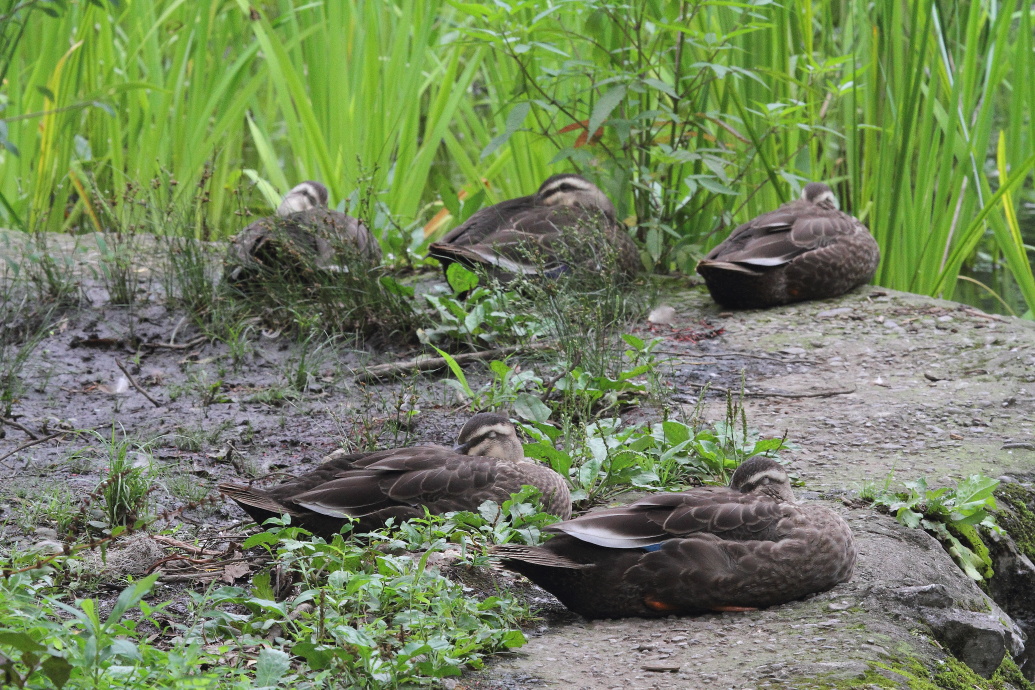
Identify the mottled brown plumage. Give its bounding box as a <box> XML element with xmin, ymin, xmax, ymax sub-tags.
<box><xmin>495</xmin><ymin>457</ymin><xmax>856</xmax><ymax>619</ymax></box>
<box><xmin>225</xmin><ymin>181</ymin><xmax>381</xmax><ymax>285</ymax></box>
<box><xmin>218</xmin><ymin>413</ymin><xmax>570</xmax><ymax>538</ymax></box>
<box><xmin>428</xmin><ymin>174</ymin><xmax>641</xmax><ymax>284</ymax></box>
<box><xmin>696</xmin><ymin>182</ymin><xmax>879</xmax><ymax>308</ymax></box>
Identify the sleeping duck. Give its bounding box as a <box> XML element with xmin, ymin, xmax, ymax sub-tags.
<box><xmin>428</xmin><ymin>174</ymin><xmax>641</xmax><ymax>284</ymax></box>
<box><xmin>218</xmin><ymin>413</ymin><xmax>571</xmax><ymax>538</ymax></box>
<box><xmin>494</xmin><ymin>456</ymin><xmax>855</xmax><ymax>619</ymax></box>
<box><xmin>696</xmin><ymin>182</ymin><xmax>879</xmax><ymax>308</ymax></box>
<box><xmin>225</xmin><ymin>180</ymin><xmax>381</xmax><ymax>284</ymax></box>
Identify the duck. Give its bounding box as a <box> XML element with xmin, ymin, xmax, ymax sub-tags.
<box><xmin>225</xmin><ymin>180</ymin><xmax>381</xmax><ymax>284</ymax></box>
<box><xmin>427</xmin><ymin>173</ymin><xmax>641</xmax><ymax>284</ymax></box>
<box><xmin>494</xmin><ymin>456</ymin><xmax>856</xmax><ymax>619</ymax></box>
<box><xmin>696</xmin><ymin>182</ymin><xmax>880</xmax><ymax>308</ymax></box>
<box><xmin>218</xmin><ymin>412</ymin><xmax>571</xmax><ymax>538</ymax></box>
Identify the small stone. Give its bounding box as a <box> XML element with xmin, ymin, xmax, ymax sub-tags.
<box><xmin>642</xmin><ymin>663</ymin><xmax>681</xmax><ymax>673</ymax></box>
<box><xmin>894</xmin><ymin>583</ymin><xmax>953</xmax><ymax>609</ymax></box>
<box><xmin>648</xmin><ymin>305</ymin><xmax>676</xmax><ymax>326</ymax></box>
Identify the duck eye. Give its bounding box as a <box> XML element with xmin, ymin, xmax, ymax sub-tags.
<box><xmin>762</xmin><ymin>477</ymin><xmax>770</xmax><ymax>485</ymax></box>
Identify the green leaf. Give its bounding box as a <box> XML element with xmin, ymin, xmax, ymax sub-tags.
<box><xmin>429</xmin><ymin>344</ymin><xmax>474</xmax><ymax>398</ymax></box>
<box><xmin>481</xmin><ymin>102</ymin><xmax>531</xmax><ymax>159</ymax></box>
<box><xmin>380</xmin><ymin>275</ymin><xmax>414</xmax><ymax>297</ymax></box>
<box><xmin>661</xmin><ymin>420</ymin><xmax>691</xmax><ymax>445</ymax></box>
<box><xmin>588</xmin><ymin>84</ymin><xmax>626</xmax><ymax>137</ymax></box>
<box><xmin>523</xmin><ymin>441</ymin><xmax>571</xmax><ymax>475</ymax></box>
<box><xmin>620</xmin><ymin>333</ymin><xmax>645</xmax><ymax>350</ymax></box>
<box><xmin>252</xmin><ymin>571</ymin><xmax>275</xmax><ymax>600</ymax></box>
<box><xmin>513</xmin><ymin>393</ymin><xmax>551</xmax><ymax>423</ymax></box>
<box><xmin>292</xmin><ymin>642</ymin><xmax>333</xmax><ymax>670</ymax></box>
<box><xmin>896</xmin><ymin>508</ymin><xmax>923</xmax><ymax>529</ymax></box>
<box><xmin>446</xmin><ymin>263</ymin><xmax>479</xmax><ymax>294</ymax></box>
<box><xmin>255</xmin><ymin>647</ymin><xmax>291</xmax><ymax>687</ymax></box>
<box><xmin>952</xmin><ymin>475</ymin><xmax>999</xmax><ymax>508</ymax></box>
<box><xmin>243</xmin><ymin>531</ymin><xmax>281</xmax><ymax>549</ymax></box>
<box><xmin>502</xmin><ymin>629</ymin><xmax>527</xmax><ymax>648</ymax></box>
<box><xmin>106</xmin><ymin>574</ymin><xmax>159</xmax><ymax>629</ymax></box>
<box><xmin>0</xmin><ymin>631</ymin><xmax>47</xmax><ymax>654</ymax></box>
<box><xmin>41</xmin><ymin>655</ymin><xmax>73</xmax><ymax>688</ymax></box>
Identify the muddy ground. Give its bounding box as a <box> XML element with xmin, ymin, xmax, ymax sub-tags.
<box><xmin>1</xmin><ymin>230</ymin><xmax>1034</xmax><ymax>688</ymax></box>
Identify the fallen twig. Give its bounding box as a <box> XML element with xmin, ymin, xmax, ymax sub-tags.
<box><xmin>0</xmin><ymin>432</ymin><xmax>70</xmax><ymax>466</ymax></box>
<box><xmin>115</xmin><ymin>359</ymin><xmax>163</xmax><ymax>407</ymax></box>
<box><xmin>353</xmin><ymin>342</ymin><xmax>554</xmax><ymax>383</ymax></box>
<box><xmin>675</xmin><ymin>383</ymin><xmax>857</xmax><ymax>399</ymax></box>
<box><xmin>143</xmin><ymin>335</ymin><xmax>207</xmax><ymax>350</ymax></box>
<box><xmin>152</xmin><ymin>535</ymin><xmax>228</xmax><ymax>557</ymax></box>
<box><xmin>0</xmin><ymin>416</ymin><xmax>40</xmax><ymax>440</ymax></box>
<box><xmin>653</xmin><ymin>350</ymin><xmax>800</xmax><ymax>363</ymax></box>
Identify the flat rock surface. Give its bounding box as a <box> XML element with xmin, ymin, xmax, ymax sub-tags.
<box><xmin>469</xmin><ymin>285</ymin><xmax>1035</xmax><ymax>689</ymax></box>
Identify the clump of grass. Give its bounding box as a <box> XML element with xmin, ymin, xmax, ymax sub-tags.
<box><xmin>80</xmin><ymin>429</ymin><xmax>157</xmax><ymax>529</ymax></box>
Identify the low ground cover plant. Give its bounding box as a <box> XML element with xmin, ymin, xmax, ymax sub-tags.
<box><xmin>864</xmin><ymin>474</ymin><xmax>1002</xmax><ymax>580</ymax></box>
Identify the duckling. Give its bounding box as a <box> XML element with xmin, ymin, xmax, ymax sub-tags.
<box><xmin>428</xmin><ymin>174</ymin><xmax>641</xmax><ymax>284</ymax></box>
<box><xmin>494</xmin><ymin>457</ymin><xmax>856</xmax><ymax>619</ymax></box>
<box><xmin>218</xmin><ymin>413</ymin><xmax>570</xmax><ymax>538</ymax></box>
<box><xmin>696</xmin><ymin>182</ymin><xmax>879</xmax><ymax>308</ymax></box>
<box><xmin>225</xmin><ymin>181</ymin><xmax>381</xmax><ymax>284</ymax></box>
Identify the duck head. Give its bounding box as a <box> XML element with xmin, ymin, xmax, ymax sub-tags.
<box><xmin>536</xmin><ymin>174</ymin><xmax>617</xmax><ymax>219</ymax></box>
<box><xmin>452</xmin><ymin>413</ymin><xmax>524</xmax><ymax>461</ymax></box>
<box><xmin>730</xmin><ymin>456</ymin><xmax>795</xmax><ymax>502</ymax></box>
<box><xmin>277</xmin><ymin>181</ymin><xmax>330</xmax><ymax>217</ymax></box>
<box><xmin>801</xmin><ymin>182</ymin><xmax>838</xmax><ymax>209</ymax></box>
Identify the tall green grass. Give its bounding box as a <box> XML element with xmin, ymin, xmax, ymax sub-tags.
<box><xmin>1</xmin><ymin>0</ymin><xmax>1033</xmax><ymax>314</ymax></box>
<box><xmin>460</xmin><ymin>0</ymin><xmax>1035</xmax><ymax>315</ymax></box>
<box><xmin>0</xmin><ymin>0</ymin><xmax>480</xmax><ymax>243</ymax></box>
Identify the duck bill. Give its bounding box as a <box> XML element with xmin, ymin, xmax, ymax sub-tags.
<box><xmin>453</xmin><ymin>441</ymin><xmax>472</xmax><ymax>454</ymax></box>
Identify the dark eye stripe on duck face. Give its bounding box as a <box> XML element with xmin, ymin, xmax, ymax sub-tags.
<box><xmin>735</xmin><ymin>469</ymin><xmax>789</xmax><ymax>494</ymax></box>
<box><xmin>537</xmin><ymin>175</ymin><xmax>596</xmax><ymax>203</ymax></box>
<box><xmin>465</xmin><ymin>423</ymin><xmax>514</xmax><ymax>449</ymax></box>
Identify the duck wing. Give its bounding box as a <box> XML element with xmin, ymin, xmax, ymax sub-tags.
<box><xmin>433</xmin><ymin>194</ymin><xmax>538</xmax><ymax>246</ymax></box>
<box><xmin>548</xmin><ymin>489</ymin><xmax>791</xmax><ymax>548</ymax></box>
<box><xmin>285</xmin><ymin>450</ymin><xmax>570</xmax><ymax>521</ymax></box>
<box><xmin>703</xmin><ymin>202</ymin><xmax>860</xmax><ymax>268</ymax></box>
<box><xmin>431</xmin><ymin>205</ymin><xmax>634</xmax><ymax>279</ymax></box>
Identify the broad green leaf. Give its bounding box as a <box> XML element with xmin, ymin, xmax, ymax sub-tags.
<box><xmin>513</xmin><ymin>392</ymin><xmax>551</xmax><ymax>423</ymax></box>
<box><xmin>662</xmin><ymin>420</ymin><xmax>691</xmax><ymax>445</ymax></box>
<box><xmin>446</xmin><ymin>263</ymin><xmax>479</xmax><ymax>294</ymax></box>
<box><xmin>255</xmin><ymin>647</ymin><xmax>291</xmax><ymax>687</ymax></box>
<box><xmin>0</xmin><ymin>631</ymin><xmax>47</xmax><ymax>654</ymax></box>
<box><xmin>41</xmin><ymin>655</ymin><xmax>73</xmax><ymax>689</ymax></box>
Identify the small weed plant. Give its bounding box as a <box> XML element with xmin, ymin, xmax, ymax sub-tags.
<box><xmin>0</xmin><ymin>502</ymin><xmax>544</xmax><ymax>689</ymax></box>
<box><xmin>420</xmin><ymin>265</ymin><xmax>547</xmax><ymax>349</ymax></box>
<box><xmin>864</xmin><ymin>474</ymin><xmax>1002</xmax><ymax>580</ymax></box>
<box><xmin>523</xmin><ymin>393</ymin><xmax>792</xmax><ymax>506</ymax></box>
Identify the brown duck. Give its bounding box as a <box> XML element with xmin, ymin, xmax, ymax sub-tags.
<box><xmin>218</xmin><ymin>413</ymin><xmax>570</xmax><ymax>538</ymax></box>
<box><xmin>428</xmin><ymin>174</ymin><xmax>641</xmax><ymax>284</ymax></box>
<box><xmin>494</xmin><ymin>457</ymin><xmax>856</xmax><ymax>619</ymax></box>
<box><xmin>225</xmin><ymin>181</ymin><xmax>381</xmax><ymax>284</ymax></box>
<box><xmin>696</xmin><ymin>182</ymin><xmax>879</xmax><ymax>308</ymax></box>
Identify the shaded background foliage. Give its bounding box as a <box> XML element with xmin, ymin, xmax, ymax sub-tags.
<box><xmin>1</xmin><ymin>0</ymin><xmax>1033</xmax><ymax>314</ymax></box>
